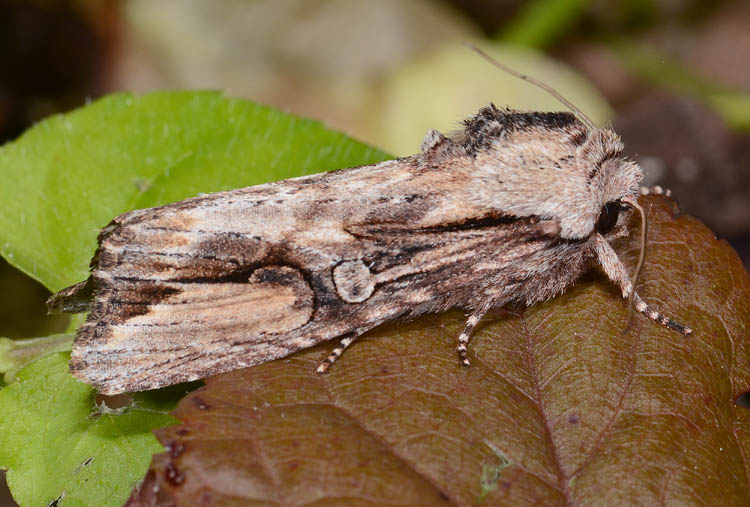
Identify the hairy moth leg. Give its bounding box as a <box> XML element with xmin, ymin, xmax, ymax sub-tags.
<box><xmin>316</xmin><ymin>332</ymin><xmax>360</xmax><ymax>373</ymax></box>
<box><xmin>456</xmin><ymin>303</ymin><xmax>493</xmax><ymax>367</ymax></box>
<box><xmin>640</xmin><ymin>185</ymin><xmax>671</xmax><ymax>197</ymax></box>
<box><xmin>593</xmin><ymin>234</ymin><xmax>691</xmax><ymax>335</ymax></box>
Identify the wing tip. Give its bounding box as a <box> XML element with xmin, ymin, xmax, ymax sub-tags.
<box><xmin>46</xmin><ymin>277</ymin><xmax>95</xmax><ymax>314</ymax></box>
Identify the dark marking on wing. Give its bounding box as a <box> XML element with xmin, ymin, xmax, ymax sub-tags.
<box><xmin>411</xmin><ymin>213</ymin><xmax>521</xmax><ymax>234</ymax></box>
<box><xmin>347</xmin><ymin>212</ymin><xmax>530</xmax><ymax>237</ymax></box>
<box><xmin>106</xmin><ymin>285</ymin><xmax>181</xmax><ymax>324</ymax></box>
<box><xmin>254</xmin><ymin>265</ymin><xmax>305</xmax><ymax>285</ymax></box>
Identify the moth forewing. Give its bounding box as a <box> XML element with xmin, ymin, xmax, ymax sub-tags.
<box><xmin>52</xmin><ymin>105</ymin><xmax>690</xmax><ymax>395</ymax></box>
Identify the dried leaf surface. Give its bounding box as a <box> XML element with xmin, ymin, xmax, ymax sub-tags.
<box><xmin>129</xmin><ymin>196</ymin><xmax>750</xmax><ymax>506</ymax></box>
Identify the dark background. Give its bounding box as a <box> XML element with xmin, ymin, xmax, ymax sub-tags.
<box><xmin>1</xmin><ymin>0</ymin><xmax>748</xmax><ymax>504</ymax></box>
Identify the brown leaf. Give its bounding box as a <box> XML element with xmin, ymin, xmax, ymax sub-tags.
<box><xmin>128</xmin><ymin>196</ymin><xmax>750</xmax><ymax>506</ymax></box>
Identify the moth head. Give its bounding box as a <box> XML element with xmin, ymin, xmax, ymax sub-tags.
<box><xmin>461</xmin><ymin>107</ymin><xmax>643</xmax><ymax>240</ymax></box>
<box><xmin>457</xmin><ymin>50</ymin><xmax>644</xmax><ymax>241</ymax></box>
<box><xmin>582</xmin><ymin>128</ymin><xmax>643</xmax><ymax>239</ymax></box>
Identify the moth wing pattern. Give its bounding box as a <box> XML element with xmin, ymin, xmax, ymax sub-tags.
<box><xmin>54</xmin><ymin>105</ymin><xmax>691</xmax><ymax>394</ymax></box>
<box><xmin>68</xmin><ymin>146</ymin><xmax>565</xmax><ymax>394</ymax></box>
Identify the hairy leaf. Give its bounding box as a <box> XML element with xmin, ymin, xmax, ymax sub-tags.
<box><xmin>129</xmin><ymin>196</ymin><xmax>750</xmax><ymax>506</ymax></box>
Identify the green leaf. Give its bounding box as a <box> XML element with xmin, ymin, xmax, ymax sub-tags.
<box><xmin>0</xmin><ymin>333</ymin><xmax>73</xmax><ymax>383</ymax></box>
<box><xmin>0</xmin><ymin>91</ymin><xmax>390</xmax><ymax>292</ymax></box>
<box><xmin>0</xmin><ymin>353</ymin><xmax>176</xmax><ymax>507</ymax></box>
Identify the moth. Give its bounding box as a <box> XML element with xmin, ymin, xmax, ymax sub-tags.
<box><xmin>48</xmin><ymin>49</ymin><xmax>691</xmax><ymax>395</ymax></box>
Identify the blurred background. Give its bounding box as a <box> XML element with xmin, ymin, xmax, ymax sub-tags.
<box><xmin>1</xmin><ymin>0</ymin><xmax>749</xmax><ymax>503</ymax></box>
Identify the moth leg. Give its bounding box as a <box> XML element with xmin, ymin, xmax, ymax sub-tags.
<box><xmin>593</xmin><ymin>233</ymin><xmax>691</xmax><ymax>335</ymax></box>
<box><xmin>639</xmin><ymin>185</ymin><xmax>671</xmax><ymax>197</ymax></box>
<box><xmin>633</xmin><ymin>293</ymin><xmax>692</xmax><ymax>335</ymax></box>
<box><xmin>457</xmin><ymin>305</ymin><xmax>491</xmax><ymax>367</ymax></box>
<box><xmin>316</xmin><ymin>332</ymin><xmax>360</xmax><ymax>374</ymax></box>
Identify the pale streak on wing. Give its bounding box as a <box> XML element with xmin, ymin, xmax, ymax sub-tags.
<box><xmin>72</xmin><ymin>265</ymin><xmax>316</xmax><ymax>394</ymax></box>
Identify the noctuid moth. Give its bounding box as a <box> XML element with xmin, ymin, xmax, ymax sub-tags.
<box><xmin>48</xmin><ymin>47</ymin><xmax>691</xmax><ymax>395</ymax></box>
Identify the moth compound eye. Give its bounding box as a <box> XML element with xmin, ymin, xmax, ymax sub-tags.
<box><xmin>595</xmin><ymin>201</ymin><xmax>621</xmax><ymax>235</ymax></box>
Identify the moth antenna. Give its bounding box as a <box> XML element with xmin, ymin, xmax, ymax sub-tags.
<box><xmin>464</xmin><ymin>42</ymin><xmax>597</xmax><ymax>131</ymax></box>
<box><xmin>621</xmin><ymin>196</ymin><xmax>647</xmax><ymax>331</ymax></box>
